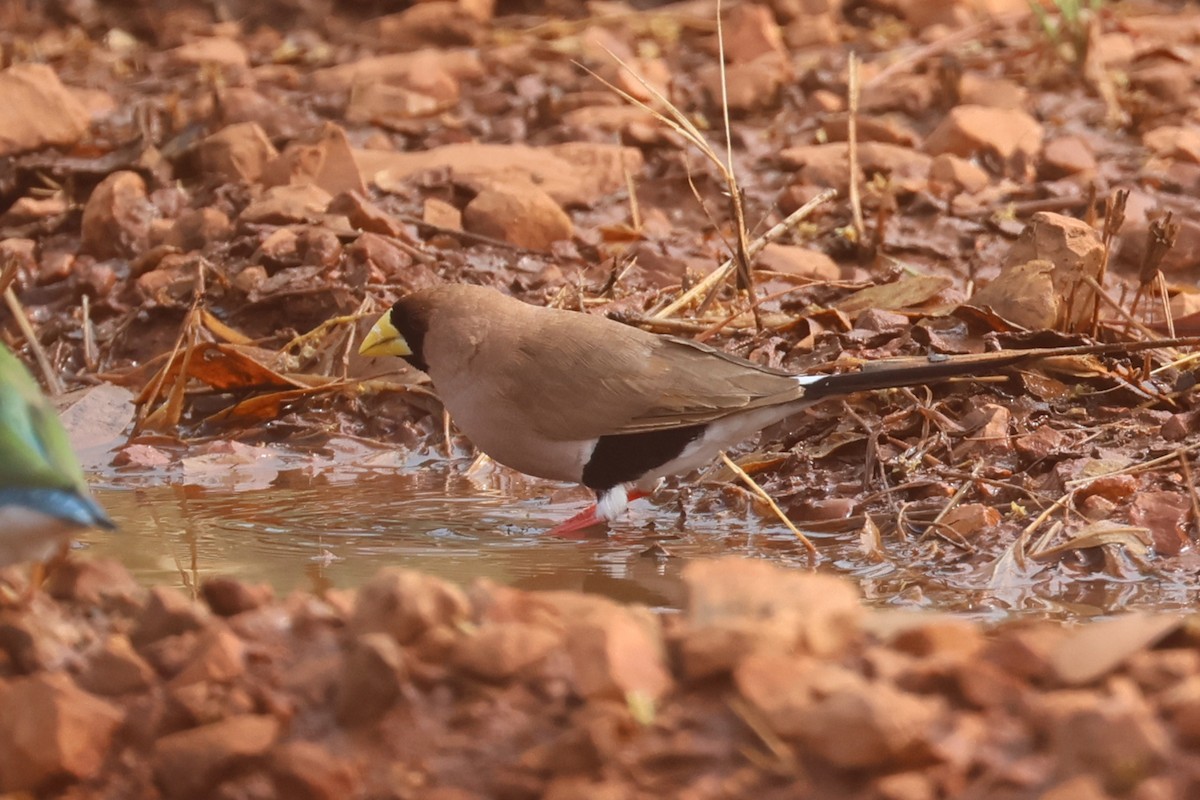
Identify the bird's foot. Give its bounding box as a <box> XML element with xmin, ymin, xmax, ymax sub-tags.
<box><xmin>546</xmin><ymin>488</ymin><xmax>651</xmax><ymax>538</ymax></box>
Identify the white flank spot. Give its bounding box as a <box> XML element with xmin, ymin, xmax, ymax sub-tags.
<box><xmin>596</xmin><ymin>485</ymin><xmax>630</xmax><ymax>522</ymax></box>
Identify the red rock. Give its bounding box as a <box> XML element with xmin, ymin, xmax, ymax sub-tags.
<box><xmin>164</xmin><ymin>208</ymin><xmax>233</xmax><ymax>252</ymax></box>
<box><xmin>216</xmin><ymin>86</ymin><xmax>314</xmax><ymax>140</ymax></box>
<box><xmin>0</xmin><ymin>63</ymin><xmax>90</xmax><ymax>156</ymax></box>
<box><xmin>1002</xmin><ymin>212</ymin><xmax>1105</xmax><ymax>330</ymax></box>
<box><xmin>262</xmin><ymin>123</ymin><xmax>366</xmax><ymax>197</ymax></box>
<box><xmin>756</xmin><ymin>243</ymin><xmax>839</xmax><ymax>280</ymax></box>
<box><xmin>270</xmin><ymin>741</ymin><xmax>358</xmax><ymax>800</ymax></box>
<box><xmin>1041</xmin><ymin>136</ymin><xmax>1098</xmax><ymax>178</ymax></box>
<box><xmin>463</xmin><ymin>182</ymin><xmax>573</xmax><ymax>251</ymax></box>
<box><xmin>734</xmin><ymin>652</ymin><xmax>822</xmax><ymax>737</ymax></box>
<box><xmin>1039</xmin><ymin>775</ymin><xmax>1110</xmax><ymax>800</ymax></box>
<box><xmin>872</xmin><ymin>770</ymin><xmax>937</xmax><ymax>800</ymax></box>
<box><xmin>346</xmin><ymin>81</ymin><xmax>451</xmax><ymax>127</ymax></box>
<box><xmin>239</xmin><ymin>184</ymin><xmax>333</xmax><ymax>225</ymax></box>
<box><xmin>199</xmin><ymin>122</ymin><xmax>279</xmax><ymax>184</ymax></box>
<box><xmin>929</xmin><ymin>153</ymin><xmax>990</xmax><ymax>194</ymax></box>
<box><xmin>453</xmin><ymin>622</ymin><xmax>561</xmax><ymax>682</ymax></box>
<box><xmin>1014</xmin><ymin>424</ymin><xmax>1068</xmax><ymax>462</ymax></box>
<box><xmin>201</xmin><ymin>578</ymin><xmax>273</xmax><ymax>617</ymax></box>
<box><xmin>0</xmin><ymin>194</ymin><xmax>69</xmax><ymax>226</ymax></box>
<box><xmin>1047</xmin><ymin>615</ymin><xmax>1181</xmax><ymax>687</ymax></box>
<box><xmin>310</xmin><ymin>50</ymin><xmax>483</xmax><ymax>95</ymax></box>
<box><xmin>701</xmin><ymin>52</ymin><xmax>791</xmax><ymax>112</ymax></box>
<box><xmin>80</xmin><ymin>171</ymin><xmax>155</xmax><ymax>259</ymax></box>
<box><xmin>170</xmin><ymin>625</ymin><xmax>247</xmax><ymax>687</ymax></box>
<box><xmin>371</xmin><ymin>5</ymin><xmax>483</xmax><ymax>53</ymax></box>
<box><xmin>924</xmin><ymin>105</ymin><xmax>1044</xmax><ymax>174</ymax></box>
<box><xmin>721</xmin><ymin>4</ymin><xmax>786</xmax><ymax>63</ymax></box>
<box><xmin>1130</xmin><ymin>492</ymin><xmax>1191</xmax><ymax>556</ymax></box>
<box><xmin>1143</xmin><ymin>125</ymin><xmax>1200</xmax><ymax>164</ymax></box>
<box><xmin>133</xmin><ymin>586</ymin><xmax>210</xmax><ymax>645</ymax></box>
<box><xmin>680</xmin><ymin>558</ymin><xmax>862</xmax><ymax>679</ymax></box>
<box><xmin>892</xmin><ymin>619</ymin><xmax>985</xmax><ymax>659</ymax></box>
<box><xmin>800</xmin><ymin>681</ymin><xmax>943</xmax><ymax>767</ymax></box>
<box><xmin>1130</xmin><ymin>60</ymin><xmax>1192</xmax><ymax>102</ymax></box>
<box><xmin>564</xmin><ymin>605</ymin><xmax>671</xmax><ymax>702</ymax></box>
<box><xmin>45</xmin><ymin>557</ymin><xmax>143</xmax><ymax>607</ymax></box>
<box><xmin>170</xmin><ymin>37</ymin><xmax>249</xmax><ymax>69</ymax></box>
<box><xmin>327</xmin><ymin>191</ymin><xmax>404</xmax><ymax>238</ymax></box>
<box><xmin>1046</xmin><ymin>682</ymin><xmax>1171</xmax><ymax>788</ymax></box>
<box><xmin>352</xmin><ymin>568</ymin><xmax>470</xmax><ymax>645</ymax></box>
<box><xmin>958</xmin><ymin>73</ymin><xmax>1028</xmax><ymax>110</ymax></box>
<box><xmin>368</xmin><ymin>142</ymin><xmax>643</xmax><ymax>208</ymax></box>
<box><xmin>335</xmin><ymin>633</ymin><xmax>407</xmax><ymax>726</ymax></box>
<box><xmin>153</xmin><ymin>714</ymin><xmax>280</xmax><ymax>799</ymax></box>
<box><xmin>0</xmin><ymin>672</ymin><xmax>123</xmax><ymax>793</ymax></box>
<box><xmin>80</xmin><ymin>634</ymin><xmax>157</xmax><ymax>695</ymax></box>
<box><xmin>780</xmin><ymin>141</ymin><xmax>932</xmax><ymax>192</ymax></box>
<box><xmin>424</xmin><ymin>197</ymin><xmax>462</xmax><ymax>230</ymax></box>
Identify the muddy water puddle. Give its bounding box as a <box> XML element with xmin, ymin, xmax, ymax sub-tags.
<box><xmin>74</xmin><ymin>445</ymin><xmax>1200</xmax><ymax>620</ymax></box>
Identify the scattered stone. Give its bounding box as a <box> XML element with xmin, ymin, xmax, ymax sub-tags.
<box><xmin>199</xmin><ymin>122</ymin><xmax>279</xmax><ymax>185</ymax></box>
<box><xmin>800</xmin><ymin>680</ymin><xmax>943</xmax><ymax>768</ymax></box>
<box><xmin>1130</xmin><ymin>492</ymin><xmax>1191</xmax><ymax>556</ymax></box>
<box><xmin>170</xmin><ymin>36</ymin><xmax>249</xmax><ymax>69</ymax></box>
<box><xmin>351</xmin><ymin>568</ymin><xmax>470</xmax><ymax>645</ymax></box>
<box><xmin>0</xmin><ymin>63</ymin><xmax>90</xmax><ymax>156</ymax></box>
<box><xmin>463</xmin><ymin>182</ymin><xmax>573</xmax><ymax>251</ymax></box>
<box><xmin>80</xmin><ymin>171</ymin><xmax>155</xmax><ymax>259</ymax></box>
<box><xmin>564</xmin><ymin>605</ymin><xmax>671</xmax><ymax>701</ymax></box>
<box><xmin>1048</xmin><ymin>615</ymin><xmax>1182</xmax><ymax>687</ymax></box>
<box><xmin>1041</xmin><ymin>136</ymin><xmax>1098</xmax><ymax>178</ymax></box>
<box><xmin>335</xmin><ymin>633</ymin><xmax>407</xmax><ymax>726</ymax></box>
<box><xmin>756</xmin><ymin>243</ymin><xmax>840</xmax><ymax>281</ymax></box>
<box><xmin>0</xmin><ymin>672</ymin><xmax>123</xmax><ymax>793</ymax></box>
<box><xmin>164</xmin><ymin>208</ymin><xmax>233</xmax><ymax>252</ymax></box>
<box><xmin>929</xmin><ymin>153</ymin><xmax>991</xmax><ymax>194</ymax></box>
<box><xmin>152</xmin><ymin>714</ymin><xmax>280</xmax><ymax>799</ymax></box>
<box><xmin>453</xmin><ymin>622</ymin><xmax>561</xmax><ymax>682</ymax></box>
<box><xmin>270</xmin><ymin>741</ymin><xmax>359</xmax><ymax>800</ymax></box>
<box><xmin>201</xmin><ymin>578</ymin><xmax>273</xmax><ymax>617</ymax></box>
<box><xmin>133</xmin><ymin>586</ymin><xmax>210</xmax><ymax>645</ymax></box>
<box><xmin>170</xmin><ymin>625</ymin><xmax>247</xmax><ymax>687</ymax></box>
<box><xmin>369</xmin><ymin>142</ymin><xmax>643</xmax><ymax>208</ymax></box>
<box><xmin>262</xmin><ymin>122</ymin><xmax>366</xmax><ymax>196</ymax></box>
<box><xmin>721</xmin><ymin>4</ymin><xmax>786</xmax><ymax>64</ymax></box>
<box><xmin>924</xmin><ymin>105</ymin><xmax>1044</xmax><ymax>174</ymax></box>
<box><xmin>680</xmin><ymin>558</ymin><xmax>862</xmax><ymax>679</ymax></box>
<box><xmin>239</xmin><ymin>184</ymin><xmax>333</xmax><ymax>225</ymax></box>
<box><xmin>424</xmin><ymin>197</ymin><xmax>462</xmax><ymax>230</ymax></box>
<box><xmin>80</xmin><ymin>634</ymin><xmax>157</xmax><ymax>696</ymax></box>
<box><xmin>1001</xmin><ymin>212</ymin><xmax>1106</xmax><ymax>330</ymax></box>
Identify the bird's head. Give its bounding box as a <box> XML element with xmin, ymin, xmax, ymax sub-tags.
<box><xmin>359</xmin><ymin>294</ymin><xmax>433</xmax><ymax>373</ymax></box>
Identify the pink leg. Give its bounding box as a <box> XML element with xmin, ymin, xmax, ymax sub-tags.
<box><xmin>546</xmin><ymin>489</ymin><xmax>650</xmax><ymax>538</ymax></box>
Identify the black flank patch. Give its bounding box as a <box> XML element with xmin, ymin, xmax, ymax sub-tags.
<box><xmin>582</xmin><ymin>425</ymin><xmax>706</xmax><ymax>491</ymax></box>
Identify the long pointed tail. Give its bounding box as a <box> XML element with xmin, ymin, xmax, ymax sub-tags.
<box><xmin>800</xmin><ymin>336</ymin><xmax>1200</xmax><ymax>401</ymax></box>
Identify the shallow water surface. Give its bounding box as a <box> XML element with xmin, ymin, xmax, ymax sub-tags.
<box><xmin>75</xmin><ymin>443</ymin><xmax>1200</xmax><ymax>620</ymax></box>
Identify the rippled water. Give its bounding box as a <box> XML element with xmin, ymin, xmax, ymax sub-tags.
<box><xmin>72</xmin><ymin>438</ymin><xmax>1200</xmax><ymax>619</ymax></box>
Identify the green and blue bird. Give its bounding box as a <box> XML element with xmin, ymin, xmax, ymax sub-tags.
<box><xmin>0</xmin><ymin>343</ymin><xmax>112</xmax><ymax>567</ymax></box>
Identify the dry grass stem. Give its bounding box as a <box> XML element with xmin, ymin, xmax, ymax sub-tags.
<box><xmin>3</xmin><ymin>286</ymin><xmax>64</xmax><ymax>395</ymax></box>
<box><xmin>719</xmin><ymin>451</ymin><xmax>817</xmax><ymax>562</ymax></box>
<box><xmin>653</xmin><ymin>188</ymin><xmax>837</xmax><ymax>318</ymax></box>
<box><xmin>846</xmin><ymin>53</ymin><xmax>866</xmax><ymax>245</ymax></box>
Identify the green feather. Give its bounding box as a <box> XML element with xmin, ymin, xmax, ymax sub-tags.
<box><xmin>0</xmin><ymin>344</ymin><xmax>112</xmax><ymax>528</ymax></box>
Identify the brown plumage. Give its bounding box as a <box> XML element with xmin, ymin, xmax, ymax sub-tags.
<box><xmin>360</xmin><ymin>283</ymin><xmax>1194</xmax><ymax>534</ymax></box>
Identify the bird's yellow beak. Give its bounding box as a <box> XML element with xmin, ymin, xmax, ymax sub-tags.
<box><xmin>359</xmin><ymin>315</ymin><xmax>412</xmax><ymax>358</ymax></box>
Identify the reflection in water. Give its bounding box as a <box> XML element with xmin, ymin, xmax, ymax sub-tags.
<box><xmin>76</xmin><ymin>452</ymin><xmax>1200</xmax><ymax>620</ymax></box>
<box><xmin>81</xmin><ymin>466</ymin><xmax>808</xmax><ymax>609</ymax></box>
